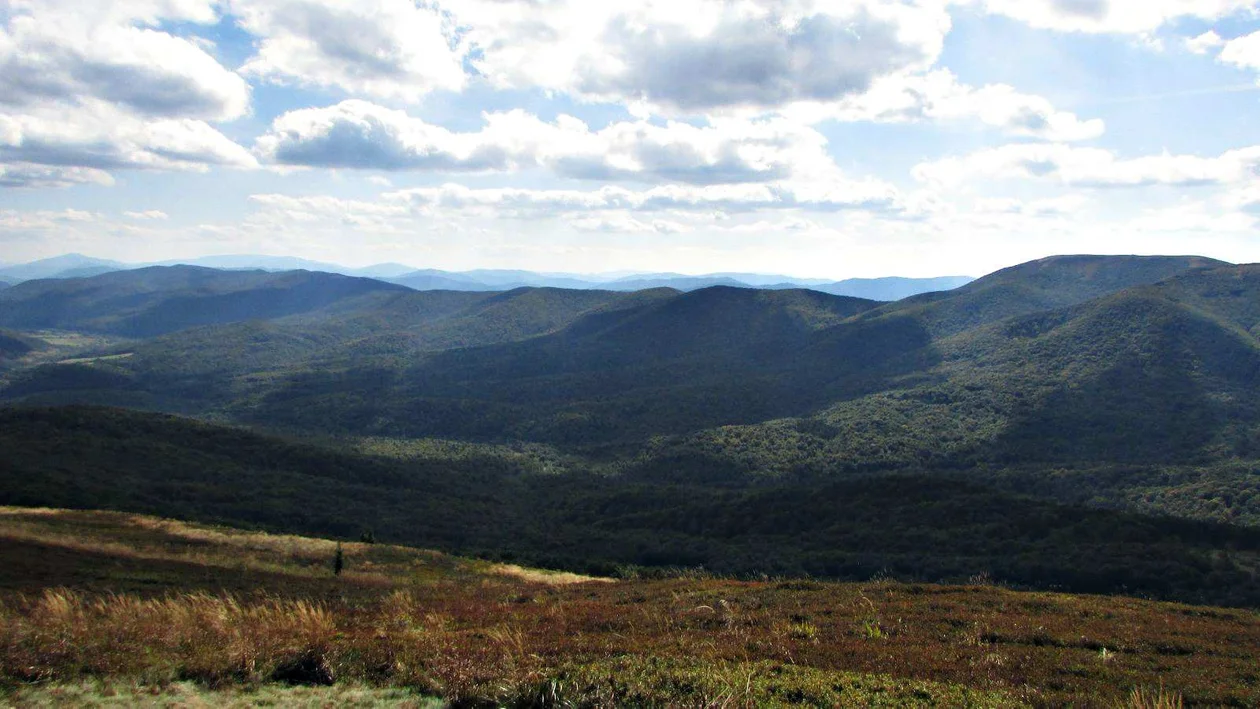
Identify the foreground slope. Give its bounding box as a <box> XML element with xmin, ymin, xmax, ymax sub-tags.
<box><xmin>0</xmin><ymin>507</ymin><xmax>1255</xmax><ymax>706</ymax></box>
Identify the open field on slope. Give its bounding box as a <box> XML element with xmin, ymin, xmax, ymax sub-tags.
<box><xmin>0</xmin><ymin>508</ymin><xmax>1255</xmax><ymax>707</ymax></box>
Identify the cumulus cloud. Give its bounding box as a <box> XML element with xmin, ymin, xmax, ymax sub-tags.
<box><xmin>231</xmin><ymin>0</ymin><xmax>1096</xmax><ymax>141</ymax></box>
<box><xmin>0</xmin><ymin>104</ymin><xmax>258</xmax><ymax>173</ymax></box>
<box><xmin>0</xmin><ymin>3</ymin><xmax>249</xmax><ymax>121</ymax></box>
<box><xmin>0</xmin><ymin>163</ymin><xmax>115</xmax><ymax>189</ymax></box>
<box><xmin>256</xmin><ymin>100</ymin><xmax>848</xmax><ymax>184</ymax></box>
<box><xmin>914</xmin><ymin>143</ymin><xmax>1260</xmax><ymax>188</ymax></box>
<box><xmin>0</xmin><ymin>0</ymin><xmax>256</xmax><ymax>187</ymax></box>
<box><xmin>233</xmin><ymin>0</ymin><xmax>467</xmax><ymax>100</ymax></box>
<box><xmin>445</xmin><ymin>0</ymin><xmax>949</xmax><ymax>113</ymax></box>
<box><xmin>951</xmin><ymin>0</ymin><xmax>1259</xmax><ymax>34</ymax></box>
<box><xmin>1186</xmin><ymin>30</ymin><xmax>1226</xmax><ymax>54</ymax></box>
<box><xmin>791</xmin><ymin>70</ymin><xmax>1104</xmax><ymax>140</ymax></box>
<box><xmin>1218</xmin><ymin>30</ymin><xmax>1260</xmax><ymax>74</ymax></box>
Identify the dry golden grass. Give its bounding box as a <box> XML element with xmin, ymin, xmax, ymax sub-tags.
<box><xmin>481</xmin><ymin>562</ymin><xmax>612</xmax><ymax>586</ymax></box>
<box><xmin>1125</xmin><ymin>683</ymin><xmax>1184</xmax><ymax>709</ymax></box>
<box><xmin>0</xmin><ymin>507</ymin><xmax>459</xmax><ymax>587</ymax></box>
<box><xmin>55</xmin><ymin>353</ymin><xmax>135</xmax><ymax>365</ymax></box>
<box><xmin>0</xmin><ymin>508</ymin><xmax>1256</xmax><ymax>707</ymax></box>
<box><xmin>6</xmin><ymin>680</ymin><xmax>440</xmax><ymax>708</ymax></box>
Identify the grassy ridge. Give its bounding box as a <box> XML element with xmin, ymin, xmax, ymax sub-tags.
<box><xmin>1</xmin><ymin>507</ymin><xmax>1256</xmax><ymax>706</ymax></box>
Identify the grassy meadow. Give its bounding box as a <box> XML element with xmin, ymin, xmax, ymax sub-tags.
<box><xmin>0</xmin><ymin>508</ymin><xmax>1254</xmax><ymax>707</ymax></box>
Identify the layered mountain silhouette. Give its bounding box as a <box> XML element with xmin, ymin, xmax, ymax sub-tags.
<box><xmin>2</xmin><ymin>253</ymin><xmax>1254</xmax><ymax>456</ymax></box>
<box><xmin>0</xmin><ymin>253</ymin><xmax>972</xmax><ymax>301</ymax></box>
<box><xmin>2</xmin><ymin>253</ymin><xmax>1258</xmax><ymax>600</ymax></box>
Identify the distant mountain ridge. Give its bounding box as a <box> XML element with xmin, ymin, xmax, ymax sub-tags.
<box><xmin>0</xmin><ymin>254</ymin><xmax>129</xmax><ymax>282</ymax></box>
<box><xmin>0</xmin><ymin>253</ymin><xmax>972</xmax><ymax>301</ymax></box>
<box><xmin>0</xmin><ymin>265</ymin><xmax>408</xmax><ymax>337</ymax></box>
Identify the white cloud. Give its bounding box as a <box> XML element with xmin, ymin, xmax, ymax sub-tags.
<box><xmin>233</xmin><ymin>0</ymin><xmax>467</xmax><ymax>101</ymax></box>
<box><xmin>1126</xmin><ymin>201</ymin><xmax>1257</xmax><ymax>233</ymax></box>
<box><xmin>568</xmin><ymin>215</ymin><xmax>693</xmax><ymax>234</ymax></box>
<box><xmin>1224</xmin><ymin>181</ymin><xmax>1260</xmax><ymax>213</ymax></box>
<box><xmin>0</xmin><ymin>3</ymin><xmax>249</xmax><ymax>121</ymax></box>
<box><xmin>1186</xmin><ymin>30</ymin><xmax>1226</xmax><ymax>54</ymax></box>
<box><xmin>234</xmin><ymin>1</ymin><xmax>1098</xmax><ymax>142</ymax></box>
<box><xmin>953</xmin><ymin>0</ymin><xmax>1259</xmax><ymax>35</ymax></box>
<box><xmin>249</xmin><ymin>193</ymin><xmax>408</xmax><ymax>217</ymax></box>
<box><xmin>243</xmin><ymin>181</ymin><xmax>916</xmax><ymax>244</ymax></box>
<box><xmin>0</xmin><ymin>208</ymin><xmax>104</xmax><ymax>230</ymax></box>
<box><xmin>0</xmin><ymin>0</ymin><xmax>256</xmax><ymax>187</ymax></box>
<box><xmin>6</xmin><ymin>0</ymin><xmax>221</xmax><ymax>25</ymax></box>
<box><xmin>1219</xmin><ymin>30</ymin><xmax>1260</xmax><ymax>74</ymax></box>
<box><xmin>124</xmin><ymin>210</ymin><xmax>171</xmax><ymax>220</ymax></box>
<box><xmin>0</xmin><ymin>103</ymin><xmax>258</xmax><ymax>173</ymax></box>
<box><xmin>791</xmin><ymin>70</ymin><xmax>1104</xmax><ymax>141</ymax></box>
<box><xmin>914</xmin><ymin>143</ymin><xmax>1260</xmax><ymax>188</ymax></box>
<box><xmin>383</xmin><ymin>180</ymin><xmax>908</xmax><ymax>216</ymax></box>
<box><xmin>0</xmin><ymin>163</ymin><xmax>115</xmax><ymax>189</ymax></box>
<box><xmin>256</xmin><ymin>100</ymin><xmax>847</xmax><ymax>184</ymax></box>
<box><xmin>446</xmin><ymin>0</ymin><xmax>950</xmax><ymax>113</ymax></box>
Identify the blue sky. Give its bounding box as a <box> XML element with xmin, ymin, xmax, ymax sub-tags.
<box><xmin>1</xmin><ymin>0</ymin><xmax>1258</xmax><ymax>278</ymax></box>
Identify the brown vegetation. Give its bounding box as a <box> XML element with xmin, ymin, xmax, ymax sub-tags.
<box><xmin>0</xmin><ymin>508</ymin><xmax>1254</xmax><ymax>707</ymax></box>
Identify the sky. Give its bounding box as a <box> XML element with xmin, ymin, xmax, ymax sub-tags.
<box><xmin>1</xmin><ymin>0</ymin><xmax>1259</xmax><ymax>279</ymax></box>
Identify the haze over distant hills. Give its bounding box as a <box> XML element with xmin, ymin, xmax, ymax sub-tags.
<box><xmin>0</xmin><ymin>254</ymin><xmax>973</xmax><ymax>302</ymax></box>
<box><xmin>0</xmin><ymin>254</ymin><xmax>130</xmax><ymax>282</ymax></box>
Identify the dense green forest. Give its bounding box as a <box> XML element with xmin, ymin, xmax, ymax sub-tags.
<box><xmin>1</xmin><ymin>255</ymin><xmax>1258</xmax><ymax>606</ymax></box>
<box><xmin>1</xmin><ymin>406</ymin><xmax>1258</xmax><ymax>608</ymax></box>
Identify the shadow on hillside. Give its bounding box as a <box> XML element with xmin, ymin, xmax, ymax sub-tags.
<box><xmin>0</xmin><ymin>537</ymin><xmax>340</xmax><ymax>599</ymax></box>
<box><xmin>244</xmin><ymin>311</ymin><xmax>942</xmax><ymax>447</ymax></box>
<box><xmin>992</xmin><ymin>353</ymin><xmax>1220</xmax><ymax>465</ymax></box>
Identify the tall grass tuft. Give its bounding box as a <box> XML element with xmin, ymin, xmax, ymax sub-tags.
<box><xmin>0</xmin><ymin>589</ymin><xmax>337</xmax><ymax>686</ymax></box>
<box><xmin>1127</xmin><ymin>683</ymin><xmax>1184</xmax><ymax>709</ymax></box>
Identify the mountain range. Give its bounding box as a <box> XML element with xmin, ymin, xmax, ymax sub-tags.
<box><xmin>0</xmin><ymin>254</ymin><xmax>972</xmax><ymax>301</ymax></box>
<box><xmin>0</xmin><ymin>253</ymin><xmax>1257</xmax><ymax>605</ymax></box>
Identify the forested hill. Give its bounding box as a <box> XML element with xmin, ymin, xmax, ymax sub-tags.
<box><xmin>1</xmin><ymin>255</ymin><xmax>1255</xmax><ymax>456</ymax></box>
<box><xmin>858</xmin><ymin>254</ymin><xmax>1230</xmax><ymax>337</ymax></box>
<box><xmin>0</xmin><ymin>265</ymin><xmax>410</xmax><ymax>337</ymax></box>
<box><xmin>1</xmin><ymin>255</ymin><xmax>1259</xmax><ymax>601</ymax></box>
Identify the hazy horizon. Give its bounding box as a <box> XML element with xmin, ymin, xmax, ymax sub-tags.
<box><xmin>0</xmin><ymin>250</ymin><xmax>987</xmax><ymax>284</ymax></box>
